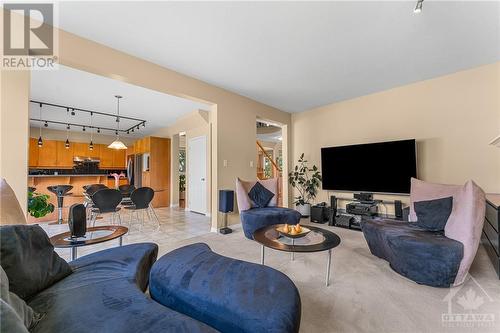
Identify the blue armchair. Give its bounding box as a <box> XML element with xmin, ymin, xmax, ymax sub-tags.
<box><xmin>236</xmin><ymin>178</ymin><xmax>301</xmax><ymax>239</ymax></box>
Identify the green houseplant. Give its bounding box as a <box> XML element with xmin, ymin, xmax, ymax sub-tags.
<box><xmin>288</xmin><ymin>153</ymin><xmax>322</xmax><ymax>217</ymax></box>
<box><xmin>28</xmin><ymin>190</ymin><xmax>55</xmax><ymax>218</ymax></box>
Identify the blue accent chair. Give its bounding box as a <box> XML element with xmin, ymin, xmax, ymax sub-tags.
<box><xmin>150</xmin><ymin>243</ymin><xmax>302</xmax><ymax>333</ymax></box>
<box><xmin>240</xmin><ymin>207</ymin><xmax>302</xmax><ymax>239</ymax></box>
<box><xmin>361</xmin><ymin>219</ymin><xmax>464</xmax><ymax>287</ymax></box>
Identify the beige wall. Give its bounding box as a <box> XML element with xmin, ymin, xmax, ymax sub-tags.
<box><xmin>29</xmin><ymin>127</ymin><xmax>135</xmax><ymax>147</ymax></box>
<box><xmin>1</xmin><ymin>70</ymin><xmax>30</xmax><ymax>215</ymax></box>
<box><xmin>292</xmin><ymin>62</ymin><xmax>500</xmax><ymax>213</ymax></box>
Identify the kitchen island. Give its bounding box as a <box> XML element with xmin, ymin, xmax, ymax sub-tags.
<box><xmin>28</xmin><ymin>174</ymin><xmax>128</xmax><ymax>223</ymax></box>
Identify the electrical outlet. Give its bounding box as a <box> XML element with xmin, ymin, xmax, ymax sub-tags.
<box><xmin>223</xmin><ymin>160</ymin><xmax>228</xmax><ymax>167</ymax></box>
<box><xmin>250</xmin><ymin>161</ymin><xmax>254</xmax><ymax>168</ymax></box>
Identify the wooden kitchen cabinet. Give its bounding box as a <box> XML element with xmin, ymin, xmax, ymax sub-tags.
<box><xmin>37</xmin><ymin>140</ymin><xmax>57</xmax><ymax>167</ymax></box>
<box><xmin>112</xmin><ymin>149</ymin><xmax>126</xmax><ymax>169</ymax></box>
<box><xmin>56</xmin><ymin>141</ymin><xmax>74</xmax><ymax>168</ymax></box>
<box><xmin>99</xmin><ymin>145</ymin><xmax>114</xmax><ymax>168</ymax></box>
<box><xmin>73</xmin><ymin>142</ymin><xmax>101</xmax><ymax>158</ymax></box>
<box><xmin>29</xmin><ymin>138</ymin><xmax>39</xmax><ymax>167</ymax></box>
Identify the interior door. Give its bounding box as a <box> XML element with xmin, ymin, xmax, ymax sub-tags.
<box><xmin>188</xmin><ymin>135</ymin><xmax>207</xmax><ymax>214</ymax></box>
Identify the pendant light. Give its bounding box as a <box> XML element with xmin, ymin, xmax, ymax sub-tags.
<box><xmin>89</xmin><ymin>112</ymin><xmax>94</xmax><ymax>151</ymax></box>
<box><xmin>65</xmin><ymin>109</ymin><xmax>70</xmax><ymax>149</ymax></box>
<box><xmin>37</xmin><ymin>103</ymin><xmax>43</xmax><ymax>147</ymax></box>
<box><xmin>108</xmin><ymin>95</ymin><xmax>127</xmax><ymax>150</ymax></box>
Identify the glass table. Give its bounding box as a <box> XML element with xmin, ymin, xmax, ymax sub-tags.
<box><xmin>50</xmin><ymin>225</ymin><xmax>128</xmax><ymax>261</ymax></box>
<box><xmin>253</xmin><ymin>224</ymin><xmax>341</xmax><ymax>286</ymax></box>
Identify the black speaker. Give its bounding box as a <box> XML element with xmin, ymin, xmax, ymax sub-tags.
<box><xmin>219</xmin><ymin>190</ymin><xmax>234</xmax><ymax>213</ymax></box>
<box><xmin>329</xmin><ymin>196</ymin><xmax>337</xmax><ymax>226</ymax></box>
<box><xmin>394</xmin><ymin>200</ymin><xmax>403</xmax><ymax>219</ymax></box>
<box><xmin>68</xmin><ymin>203</ymin><xmax>86</xmax><ymax>238</ymax></box>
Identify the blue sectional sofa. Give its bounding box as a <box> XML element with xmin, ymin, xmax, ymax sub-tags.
<box><xmin>361</xmin><ymin>219</ymin><xmax>464</xmax><ymax>287</ymax></box>
<box><xmin>28</xmin><ymin>243</ymin><xmax>218</xmax><ymax>333</ymax></box>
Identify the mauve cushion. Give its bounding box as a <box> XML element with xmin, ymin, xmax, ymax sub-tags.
<box><xmin>414</xmin><ymin>196</ymin><xmax>453</xmax><ymax>231</ymax></box>
<box><xmin>0</xmin><ymin>225</ymin><xmax>72</xmax><ymax>300</ymax></box>
<box><xmin>248</xmin><ymin>182</ymin><xmax>275</xmax><ymax>208</ymax></box>
<box><xmin>409</xmin><ymin>178</ymin><xmax>485</xmax><ymax>285</ymax></box>
<box><xmin>235</xmin><ymin>178</ymin><xmax>278</xmax><ymax>211</ymax></box>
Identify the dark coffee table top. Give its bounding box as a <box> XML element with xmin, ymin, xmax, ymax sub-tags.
<box><xmin>50</xmin><ymin>226</ymin><xmax>128</xmax><ymax>248</ymax></box>
<box><xmin>253</xmin><ymin>224</ymin><xmax>341</xmax><ymax>253</ymax></box>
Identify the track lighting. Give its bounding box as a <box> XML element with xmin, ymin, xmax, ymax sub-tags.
<box><xmin>71</xmin><ymin>108</ymin><xmax>75</xmax><ymax>116</ymax></box>
<box><xmin>97</xmin><ymin>128</ymin><xmax>100</xmax><ymax>133</ymax></box>
<box><xmin>414</xmin><ymin>0</ymin><xmax>423</xmax><ymax>13</ymax></box>
<box><xmin>66</xmin><ymin>124</ymin><xmax>70</xmax><ymax>130</ymax></box>
<box><xmin>82</xmin><ymin>126</ymin><xmax>86</xmax><ymax>132</ymax></box>
<box><xmin>44</xmin><ymin>121</ymin><xmax>48</xmax><ymax>127</ymax></box>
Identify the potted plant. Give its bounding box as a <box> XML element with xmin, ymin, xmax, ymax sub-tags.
<box><xmin>288</xmin><ymin>153</ymin><xmax>322</xmax><ymax>217</ymax></box>
<box><xmin>179</xmin><ymin>174</ymin><xmax>186</xmax><ymax>200</ymax></box>
<box><xmin>28</xmin><ymin>190</ymin><xmax>55</xmax><ymax>218</ymax></box>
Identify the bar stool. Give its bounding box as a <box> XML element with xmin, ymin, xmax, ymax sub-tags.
<box><xmin>47</xmin><ymin>185</ymin><xmax>73</xmax><ymax>224</ymax></box>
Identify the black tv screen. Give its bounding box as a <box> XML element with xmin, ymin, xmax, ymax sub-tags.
<box><xmin>321</xmin><ymin>139</ymin><xmax>417</xmax><ymax>194</ymax></box>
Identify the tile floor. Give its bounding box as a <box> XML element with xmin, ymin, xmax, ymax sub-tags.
<box><xmin>41</xmin><ymin>207</ymin><xmax>212</xmax><ymax>261</ymax></box>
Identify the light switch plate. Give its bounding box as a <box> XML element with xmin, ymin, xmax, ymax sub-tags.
<box><xmin>250</xmin><ymin>161</ymin><xmax>254</xmax><ymax>167</ymax></box>
<box><xmin>223</xmin><ymin>160</ymin><xmax>228</xmax><ymax>167</ymax></box>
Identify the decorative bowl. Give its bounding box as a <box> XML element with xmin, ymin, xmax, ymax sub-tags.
<box><xmin>276</xmin><ymin>225</ymin><xmax>311</xmax><ymax>239</ymax></box>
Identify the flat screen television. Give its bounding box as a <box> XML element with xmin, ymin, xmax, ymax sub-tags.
<box><xmin>321</xmin><ymin>139</ymin><xmax>417</xmax><ymax>194</ymax></box>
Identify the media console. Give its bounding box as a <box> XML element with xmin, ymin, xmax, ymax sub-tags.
<box><xmin>310</xmin><ymin>195</ymin><xmax>409</xmax><ymax>231</ymax></box>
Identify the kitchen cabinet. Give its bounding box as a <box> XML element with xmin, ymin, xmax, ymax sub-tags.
<box><xmin>56</xmin><ymin>141</ymin><xmax>74</xmax><ymax>168</ymax></box>
<box><xmin>134</xmin><ymin>137</ymin><xmax>150</xmax><ymax>154</ymax></box>
<box><xmin>99</xmin><ymin>145</ymin><xmax>114</xmax><ymax>168</ymax></box>
<box><xmin>29</xmin><ymin>138</ymin><xmax>39</xmax><ymax>167</ymax></box>
<box><xmin>73</xmin><ymin>142</ymin><xmax>100</xmax><ymax>158</ymax></box>
<box><xmin>37</xmin><ymin>140</ymin><xmax>57</xmax><ymax>167</ymax></box>
<box><xmin>112</xmin><ymin>149</ymin><xmax>126</xmax><ymax>169</ymax></box>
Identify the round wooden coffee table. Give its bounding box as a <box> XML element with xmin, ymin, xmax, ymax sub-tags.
<box><xmin>253</xmin><ymin>224</ymin><xmax>341</xmax><ymax>286</ymax></box>
<box><xmin>50</xmin><ymin>225</ymin><xmax>128</xmax><ymax>261</ymax></box>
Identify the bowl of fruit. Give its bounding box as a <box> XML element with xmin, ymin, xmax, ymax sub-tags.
<box><xmin>276</xmin><ymin>224</ymin><xmax>311</xmax><ymax>239</ymax></box>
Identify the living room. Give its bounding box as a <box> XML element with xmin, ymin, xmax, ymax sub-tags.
<box><xmin>1</xmin><ymin>1</ymin><xmax>499</xmax><ymax>333</ymax></box>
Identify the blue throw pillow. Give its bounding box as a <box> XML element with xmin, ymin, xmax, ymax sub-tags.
<box><xmin>414</xmin><ymin>196</ymin><xmax>453</xmax><ymax>231</ymax></box>
<box><xmin>0</xmin><ymin>225</ymin><xmax>72</xmax><ymax>300</ymax></box>
<box><xmin>248</xmin><ymin>182</ymin><xmax>275</xmax><ymax>208</ymax></box>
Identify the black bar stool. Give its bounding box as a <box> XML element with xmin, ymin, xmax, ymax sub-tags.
<box><xmin>47</xmin><ymin>185</ymin><xmax>73</xmax><ymax>224</ymax></box>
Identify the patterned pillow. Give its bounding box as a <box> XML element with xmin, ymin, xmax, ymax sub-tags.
<box><xmin>248</xmin><ymin>182</ymin><xmax>275</xmax><ymax>208</ymax></box>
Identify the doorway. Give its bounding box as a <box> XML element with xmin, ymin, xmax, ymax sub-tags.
<box><xmin>188</xmin><ymin>135</ymin><xmax>207</xmax><ymax>214</ymax></box>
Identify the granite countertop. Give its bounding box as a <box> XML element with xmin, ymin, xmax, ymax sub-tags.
<box><xmin>28</xmin><ymin>174</ymin><xmax>112</xmax><ymax>177</ymax></box>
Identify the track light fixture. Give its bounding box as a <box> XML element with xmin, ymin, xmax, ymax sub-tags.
<box><xmin>44</xmin><ymin>121</ymin><xmax>48</xmax><ymax>127</ymax></box>
<box><xmin>414</xmin><ymin>0</ymin><xmax>424</xmax><ymax>13</ymax></box>
<box><xmin>71</xmin><ymin>108</ymin><xmax>76</xmax><ymax>116</ymax></box>
<box><xmin>97</xmin><ymin>128</ymin><xmax>100</xmax><ymax>133</ymax></box>
<box><xmin>82</xmin><ymin>126</ymin><xmax>86</xmax><ymax>132</ymax></box>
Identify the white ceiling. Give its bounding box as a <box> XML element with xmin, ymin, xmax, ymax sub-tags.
<box><xmin>30</xmin><ymin>65</ymin><xmax>210</xmax><ymax>136</ymax></box>
<box><xmin>54</xmin><ymin>1</ymin><xmax>500</xmax><ymax>113</ymax></box>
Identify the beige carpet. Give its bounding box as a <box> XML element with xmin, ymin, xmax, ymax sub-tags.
<box><xmin>161</xmin><ymin>223</ymin><xmax>500</xmax><ymax>333</ymax></box>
